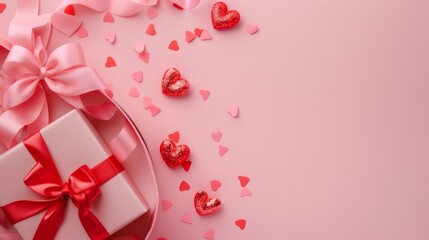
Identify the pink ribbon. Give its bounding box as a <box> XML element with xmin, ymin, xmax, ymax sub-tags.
<box><xmin>0</xmin><ymin>37</ymin><xmax>115</xmax><ymax>148</ymax></box>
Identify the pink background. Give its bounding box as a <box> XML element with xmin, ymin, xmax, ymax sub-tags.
<box><xmin>1</xmin><ymin>0</ymin><xmax>429</xmax><ymax>239</ymax></box>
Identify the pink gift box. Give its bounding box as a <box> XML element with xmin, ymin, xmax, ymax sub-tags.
<box><xmin>0</xmin><ymin>110</ymin><xmax>148</xmax><ymax>240</ymax></box>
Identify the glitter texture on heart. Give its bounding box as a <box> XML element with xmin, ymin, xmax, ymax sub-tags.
<box><xmin>194</xmin><ymin>190</ymin><xmax>221</xmax><ymax>215</ymax></box>
<box><xmin>211</xmin><ymin>2</ymin><xmax>240</xmax><ymax>30</ymax></box>
<box><xmin>160</xmin><ymin>139</ymin><xmax>190</xmax><ymax>167</ymax></box>
<box><xmin>162</xmin><ymin>67</ymin><xmax>190</xmax><ymax>97</ymax></box>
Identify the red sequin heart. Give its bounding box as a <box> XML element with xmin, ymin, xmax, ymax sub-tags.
<box><xmin>160</xmin><ymin>139</ymin><xmax>190</xmax><ymax>168</ymax></box>
<box><xmin>162</xmin><ymin>68</ymin><xmax>190</xmax><ymax>97</ymax></box>
<box><xmin>211</xmin><ymin>2</ymin><xmax>240</xmax><ymax>30</ymax></box>
<box><xmin>194</xmin><ymin>190</ymin><xmax>221</xmax><ymax>215</ymax></box>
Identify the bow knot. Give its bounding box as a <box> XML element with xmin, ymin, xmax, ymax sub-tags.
<box><xmin>39</xmin><ymin>66</ymin><xmax>46</xmax><ymax>80</ymax></box>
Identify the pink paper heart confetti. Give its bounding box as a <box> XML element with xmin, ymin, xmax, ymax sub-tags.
<box><xmin>210</xmin><ymin>180</ymin><xmax>222</xmax><ymax>191</ymax></box>
<box><xmin>168</xmin><ymin>131</ymin><xmax>180</xmax><ymax>143</ymax></box>
<box><xmin>76</xmin><ymin>26</ymin><xmax>88</xmax><ymax>38</ymax></box>
<box><xmin>238</xmin><ymin>176</ymin><xmax>250</xmax><ymax>187</ymax></box>
<box><xmin>179</xmin><ymin>180</ymin><xmax>190</xmax><ymax>191</ymax></box>
<box><xmin>148</xmin><ymin>105</ymin><xmax>161</xmax><ymax>117</ymax></box>
<box><xmin>227</xmin><ymin>105</ymin><xmax>239</xmax><ymax>117</ymax></box>
<box><xmin>161</xmin><ymin>200</ymin><xmax>173</xmax><ymax>212</ymax></box>
<box><xmin>168</xmin><ymin>40</ymin><xmax>180</xmax><ymax>51</ymax></box>
<box><xmin>199</xmin><ymin>89</ymin><xmax>211</xmax><ymax>101</ymax></box>
<box><xmin>240</xmin><ymin>187</ymin><xmax>252</xmax><ymax>197</ymax></box>
<box><xmin>133</xmin><ymin>43</ymin><xmax>146</xmax><ymax>54</ymax></box>
<box><xmin>146</xmin><ymin>24</ymin><xmax>156</xmax><ymax>36</ymax></box>
<box><xmin>147</xmin><ymin>8</ymin><xmax>159</xmax><ymax>19</ymax></box>
<box><xmin>219</xmin><ymin>145</ymin><xmax>229</xmax><ymax>157</ymax></box>
<box><xmin>185</xmin><ymin>31</ymin><xmax>196</xmax><ymax>42</ymax></box>
<box><xmin>143</xmin><ymin>96</ymin><xmax>152</xmax><ymax>109</ymax></box>
<box><xmin>235</xmin><ymin>219</ymin><xmax>247</xmax><ymax>230</ymax></box>
<box><xmin>247</xmin><ymin>24</ymin><xmax>259</xmax><ymax>35</ymax></box>
<box><xmin>200</xmin><ymin>29</ymin><xmax>213</xmax><ymax>40</ymax></box>
<box><xmin>204</xmin><ymin>229</ymin><xmax>215</xmax><ymax>240</ymax></box>
<box><xmin>139</xmin><ymin>51</ymin><xmax>150</xmax><ymax>63</ymax></box>
<box><xmin>128</xmin><ymin>87</ymin><xmax>140</xmax><ymax>98</ymax></box>
<box><xmin>103</xmin><ymin>12</ymin><xmax>115</xmax><ymax>23</ymax></box>
<box><xmin>181</xmin><ymin>212</ymin><xmax>193</xmax><ymax>224</ymax></box>
<box><xmin>105</xmin><ymin>56</ymin><xmax>117</xmax><ymax>67</ymax></box>
<box><xmin>51</xmin><ymin>13</ymin><xmax>82</xmax><ymax>37</ymax></box>
<box><xmin>104</xmin><ymin>32</ymin><xmax>116</xmax><ymax>44</ymax></box>
<box><xmin>132</xmin><ymin>71</ymin><xmax>143</xmax><ymax>83</ymax></box>
<box><xmin>211</xmin><ymin>131</ymin><xmax>222</xmax><ymax>142</ymax></box>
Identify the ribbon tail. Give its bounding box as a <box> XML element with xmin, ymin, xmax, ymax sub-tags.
<box><xmin>33</xmin><ymin>200</ymin><xmax>66</xmax><ymax>240</ymax></box>
<box><xmin>78</xmin><ymin>207</ymin><xmax>110</xmax><ymax>240</ymax></box>
<box><xmin>1</xmin><ymin>199</ymin><xmax>54</xmax><ymax>225</ymax></box>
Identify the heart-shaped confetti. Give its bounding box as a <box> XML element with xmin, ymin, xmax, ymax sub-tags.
<box><xmin>194</xmin><ymin>190</ymin><xmax>221</xmax><ymax>215</ymax></box>
<box><xmin>143</xmin><ymin>96</ymin><xmax>152</xmax><ymax>109</ymax></box>
<box><xmin>179</xmin><ymin>180</ymin><xmax>191</xmax><ymax>191</ymax></box>
<box><xmin>185</xmin><ymin>31</ymin><xmax>196</xmax><ymax>42</ymax></box>
<box><xmin>51</xmin><ymin>13</ymin><xmax>82</xmax><ymax>37</ymax></box>
<box><xmin>204</xmin><ymin>229</ymin><xmax>215</xmax><ymax>240</ymax></box>
<box><xmin>227</xmin><ymin>106</ymin><xmax>239</xmax><ymax>117</ymax></box>
<box><xmin>128</xmin><ymin>87</ymin><xmax>140</xmax><ymax>98</ymax></box>
<box><xmin>0</xmin><ymin>3</ymin><xmax>6</xmax><ymax>13</ymax></box>
<box><xmin>211</xmin><ymin>131</ymin><xmax>222</xmax><ymax>142</ymax></box>
<box><xmin>210</xmin><ymin>180</ymin><xmax>222</xmax><ymax>191</ymax></box>
<box><xmin>139</xmin><ymin>51</ymin><xmax>150</xmax><ymax>63</ymax></box>
<box><xmin>103</xmin><ymin>12</ymin><xmax>115</xmax><ymax>23</ymax></box>
<box><xmin>162</xmin><ymin>68</ymin><xmax>190</xmax><ymax>97</ymax></box>
<box><xmin>105</xmin><ymin>32</ymin><xmax>116</xmax><ymax>43</ymax></box>
<box><xmin>238</xmin><ymin>176</ymin><xmax>250</xmax><ymax>187</ymax></box>
<box><xmin>181</xmin><ymin>212</ymin><xmax>193</xmax><ymax>224</ymax></box>
<box><xmin>160</xmin><ymin>139</ymin><xmax>190</xmax><ymax>167</ymax></box>
<box><xmin>211</xmin><ymin>2</ymin><xmax>240</xmax><ymax>30</ymax></box>
<box><xmin>219</xmin><ymin>145</ymin><xmax>229</xmax><ymax>157</ymax></box>
<box><xmin>76</xmin><ymin>26</ymin><xmax>88</xmax><ymax>38</ymax></box>
<box><xmin>64</xmin><ymin>5</ymin><xmax>75</xmax><ymax>15</ymax></box>
<box><xmin>133</xmin><ymin>43</ymin><xmax>146</xmax><ymax>54</ymax></box>
<box><xmin>247</xmin><ymin>24</ymin><xmax>259</xmax><ymax>35</ymax></box>
<box><xmin>182</xmin><ymin>161</ymin><xmax>192</xmax><ymax>172</ymax></box>
<box><xmin>200</xmin><ymin>29</ymin><xmax>213</xmax><ymax>40</ymax></box>
<box><xmin>161</xmin><ymin>200</ymin><xmax>173</xmax><ymax>212</ymax></box>
<box><xmin>105</xmin><ymin>56</ymin><xmax>116</xmax><ymax>67</ymax></box>
<box><xmin>147</xmin><ymin>8</ymin><xmax>159</xmax><ymax>19</ymax></box>
<box><xmin>240</xmin><ymin>187</ymin><xmax>252</xmax><ymax>197</ymax></box>
<box><xmin>168</xmin><ymin>40</ymin><xmax>180</xmax><ymax>51</ymax></box>
<box><xmin>132</xmin><ymin>71</ymin><xmax>143</xmax><ymax>83</ymax></box>
<box><xmin>148</xmin><ymin>105</ymin><xmax>161</xmax><ymax>117</ymax></box>
<box><xmin>199</xmin><ymin>89</ymin><xmax>211</xmax><ymax>101</ymax></box>
<box><xmin>194</xmin><ymin>28</ymin><xmax>203</xmax><ymax>37</ymax></box>
<box><xmin>146</xmin><ymin>23</ymin><xmax>156</xmax><ymax>36</ymax></box>
<box><xmin>235</xmin><ymin>219</ymin><xmax>247</xmax><ymax>230</ymax></box>
<box><xmin>168</xmin><ymin>131</ymin><xmax>180</xmax><ymax>143</ymax></box>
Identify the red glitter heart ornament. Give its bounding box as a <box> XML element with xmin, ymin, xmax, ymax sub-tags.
<box><xmin>160</xmin><ymin>139</ymin><xmax>190</xmax><ymax>167</ymax></box>
<box><xmin>162</xmin><ymin>68</ymin><xmax>190</xmax><ymax>97</ymax></box>
<box><xmin>211</xmin><ymin>2</ymin><xmax>240</xmax><ymax>30</ymax></box>
<box><xmin>194</xmin><ymin>190</ymin><xmax>221</xmax><ymax>215</ymax></box>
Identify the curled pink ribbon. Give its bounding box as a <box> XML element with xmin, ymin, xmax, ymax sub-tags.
<box><xmin>0</xmin><ymin>37</ymin><xmax>116</xmax><ymax>148</ymax></box>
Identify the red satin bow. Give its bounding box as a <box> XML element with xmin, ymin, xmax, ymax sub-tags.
<box><xmin>1</xmin><ymin>132</ymin><xmax>124</xmax><ymax>240</ymax></box>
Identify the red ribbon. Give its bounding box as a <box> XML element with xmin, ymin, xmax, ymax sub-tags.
<box><xmin>1</xmin><ymin>132</ymin><xmax>124</xmax><ymax>240</ymax></box>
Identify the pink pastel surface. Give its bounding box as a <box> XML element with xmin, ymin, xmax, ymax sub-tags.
<box><xmin>1</xmin><ymin>0</ymin><xmax>429</xmax><ymax>239</ymax></box>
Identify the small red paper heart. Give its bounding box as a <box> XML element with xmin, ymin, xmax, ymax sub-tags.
<box><xmin>103</xmin><ymin>12</ymin><xmax>115</xmax><ymax>23</ymax></box>
<box><xmin>211</xmin><ymin>2</ymin><xmax>240</xmax><ymax>30</ymax></box>
<box><xmin>146</xmin><ymin>23</ymin><xmax>156</xmax><ymax>36</ymax></box>
<box><xmin>182</xmin><ymin>161</ymin><xmax>192</xmax><ymax>172</ymax></box>
<box><xmin>238</xmin><ymin>176</ymin><xmax>250</xmax><ymax>187</ymax></box>
<box><xmin>64</xmin><ymin>5</ymin><xmax>75</xmax><ymax>15</ymax></box>
<box><xmin>179</xmin><ymin>180</ymin><xmax>190</xmax><ymax>191</ymax></box>
<box><xmin>162</xmin><ymin>68</ymin><xmax>190</xmax><ymax>97</ymax></box>
<box><xmin>168</xmin><ymin>131</ymin><xmax>180</xmax><ymax>143</ymax></box>
<box><xmin>185</xmin><ymin>31</ymin><xmax>196</xmax><ymax>42</ymax></box>
<box><xmin>160</xmin><ymin>139</ymin><xmax>190</xmax><ymax>167</ymax></box>
<box><xmin>210</xmin><ymin>180</ymin><xmax>221</xmax><ymax>191</ymax></box>
<box><xmin>194</xmin><ymin>28</ymin><xmax>203</xmax><ymax>37</ymax></box>
<box><xmin>0</xmin><ymin>3</ymin><xmax>6</xmax><ymax>13</ymax></box>
<box><xmin>168</xmin><ymin>40</ymin><xmax>179</xmax><ymax>51</ymax></box>
<box><xmin>105</xmin><ymin>56</ymin><xmax>116</xmax><ymax>67</ymax></box>
<box><xmin>194</xmin><ymin>190</ymin><xmax>221</xmax><ymax>215</ymax></box>
<box><xmin>235</xmin><ymin>219</ymin><xmax>246</xmax><ymax>230</ymax></box>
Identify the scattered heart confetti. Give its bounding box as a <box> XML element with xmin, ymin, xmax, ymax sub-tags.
<box><xmin>200</xmin><ymin>29</ymin><xmax>213</xmax><ymax>40</ymax></box>
<box><xmin>182</xmin><ymin>161</ymin><xmax>192</xmax><ymax>172</ymax></box>
<box><xmin>194</xmin><ymin>190</ymin><xmax>221</xmax><ymax>215</ymax></box>
<box><xmin>148</xmin><ymin>105</ymin><xmax>161</xmax><ymax>117</ymax></box>
<box><xmin>227</xmin><ymin>106</ymin><xmax>239</xmax><ymax>117</ymax></box>
<box><xmin>104</xmin><ymin>32</ymin><xmax>116</xmax><ymax>44</ymax></box>
<box><xmin>133</xmin><ymin>43</ymin><xmax>146</xmax><ymax>54</ymax></box>
<box><xmin>247</xmin><ymin>24</ymin><xmax>259</xmax><ymax>35</ymax></box>
<box><xmin>139</xmin><ymin>51</ymin><xmax>150</xmax><ymax>63</ymax></box>
<box><xmin>194</xmin><ymin>28</ymin><xmax>203</xmax><ymax>38</ymax></box>
<box><xmin>181</xmin><ymin>212</ymin><xmax>193</xmax><ymax>224</ymax></box>
<box><xmin>103</xmin><ymin>12</ymin><xmax>115</xmax><ymax>23</ymax></box>
<box><xmin>51</xmin><ymin>13</ymin><xmax>82</xmax><ymax>37</ymax></box>
<box><xmin>76</xmin><ymin>26</ymin><xmax>88</xmax><ymax>38</ymax></box>
<box><xmin>219</xmin><ymin>145</ymin><xmax>229</xmax><ymax>157</ymax></box>
<box><xmin>143</xmin><ymin>96</ymin><xmax>152</xmax><ymax>109</ymax></box>
<box><xmin>204</xmin><ymin>229</ymin><xmax>215</xmax><ymax>240</ymax></box>
<box><xmin>238</xmin><ymin>176</ymin><xmax>250</xmax><ymax>187</ymax></box>
<box><xmin>146</xmin><ymin>23</ymin><xmax>156</xmax><ymax>36</ymax></box>
<box><xmin>161</xmin><ymin>200</ymin><xmax>173</xmax><ymax>212</ymax></box>
<box><xmin>199</xmin><ymin>89</ymin><xmax>211</xmax><ymax>101</ymax></box>
<box><xmin>168</xmin><ymin>131</ymin><xmax>180</xmax><ymax>143</ymax></box>
<box><xmin>128</xmin><ymin>87</ymin><xmax>140</xmax><ymax>98</ymax></box>
<box><xmin>105</xmin><ymin>56</ymin><xmax>117</xmax><ymax>68</ymax></box>
<box><xmin>211</xmin><ymin>2</ymin><xmax>241</xmax><ymax>30</ymax></box>
<box><xmin>160</xmin><ymin>139</ymin><xmax>190</xmax><ymax>167</ymax></box>
<box><xmin>211</xmin><ymin>131</ymin><xmax>222</xmax><ymax>142</ymax></box>
<box><xmin>147</xmin><ymin>8</ymin><xmax>159</xmax><ymax>19</ymax></box>
<box><xmin>235</xmin><ymin>219</ymin><xmax>247</xmax><ymax>230</ymax></box>
<box><xmin>168</xmin><ymin>40</ymin><xmax>180</xmax><ymax>51</ymax></box>
<box><xmin>185</xmin><ymin>31</ymin><xmax>196</xmax><ymax>42</ymax></box>
<box><xmin>63</xmin><ymin>5</ymin><xmax>75</xmax><ymax>15</ymax></box>
<box><xmin>162</xmin><ymin>68</ymin><xmax>190</xmax><ymax>97</ymax></box>
<box><xmin>210</xmin><ymin>180</ymin><xmax>222</xmax><ymax>191</ymax></box>
<box><xmin>0</xmin><ymin>3</ymin><xmax>6</xmax><ymax>13</ymax></box>
<box><xmin>132</xmin><ymin>71</ymin><xmax>143</xmax><ymax>83</ymax></box>
<box><xmin>240</xmin><ymin>187</ymin><xmax>252</xmax><ymax>197</ymax></box>
<box><xmin>179</xmin><ymin>180</ymin><xmax>191</xmax><ymax>191</ymax></box>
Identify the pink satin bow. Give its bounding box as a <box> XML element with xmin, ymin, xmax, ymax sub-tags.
<box><xmin>0</xmin><ymin>38</ymin><xmax>115</xmax><ymax>148</ymax></box>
